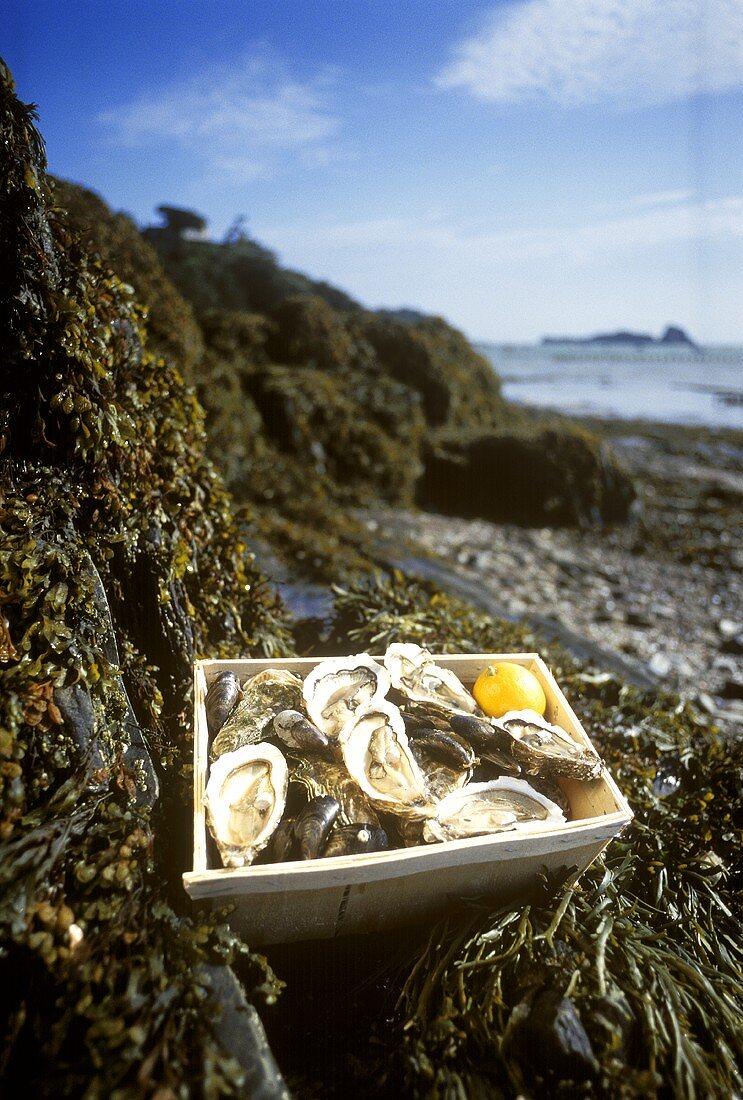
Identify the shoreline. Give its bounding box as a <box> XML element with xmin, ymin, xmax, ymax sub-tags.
<box><xmin>357</xmin><ymin>415</ymin><xmax>742</xmax><ymax>729</ymax></box>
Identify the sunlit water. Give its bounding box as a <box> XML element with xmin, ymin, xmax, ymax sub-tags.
<box><xmin>478</xmin><ymin>343</ymin><xmax>743</xmax><ymax>430</ymax></box>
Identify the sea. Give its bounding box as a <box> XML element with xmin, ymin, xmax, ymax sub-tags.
<box><xmin>477</xmin><ymin>343</ymin><xmax>743</xmax><ymax>430</ymax></box>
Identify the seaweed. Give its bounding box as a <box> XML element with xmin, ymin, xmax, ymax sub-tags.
<box><xmin>0</xmin><ymin>60</ymin><xmax>290</xmax><ymax>1097</ymax></box>
<box><xmin>290</xmin><ymin>575</ymin><xmax>742</xmax><ymax>1099</ymax></box>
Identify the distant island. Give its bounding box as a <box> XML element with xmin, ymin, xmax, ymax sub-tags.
<box><xmin>542</xmin><ymin>325</ymin><xmax>697</xmax><ymax>349</ymax></box>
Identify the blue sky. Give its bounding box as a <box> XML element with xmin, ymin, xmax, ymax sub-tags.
<box><xmin>5</xmin><ymin>0</ymin><xmax>743</xmax><ymax>342</ymax></box>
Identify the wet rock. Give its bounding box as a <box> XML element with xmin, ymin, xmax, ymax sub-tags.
<box><xmin>201</xmin><ymin>966</ymin><xmax>290</xmax><ymax>1100</ymax></box>
<box><xmin>54</xmin><ymin>683</ymin><xmax>106</xmax><ymax>776</ymax></box>
<box><xmin>720</xmin><ymin>633</ymin><xmax>743</xmax><ymax>656</ymax></box>
<box><xmin>720</xmin><ymin>679</ymin><xmax>743</xmax><ymax>701</ymax></box>
<box><xmin>649</xmin><ymin>652</ymin><xmax>672</xmax><ymax>678</ymax></box>
<box><xmin>502</xmin><ymin>989</ymin><xmax>598</xmax><ymax>1084</ymax></box>
<box><xmin>417</xmin><ymin>425</ymin><xmax>635</xmax><ymax>528</ymax></box>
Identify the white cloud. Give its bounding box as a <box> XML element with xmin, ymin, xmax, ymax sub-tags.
<box><xmin>437</xmin><ymin>0</ymin><xmax>743</xmax><ymax>107</ymax></box>
<box><xmin>265</xmin><ymin>193</ymin><xmax>743</xmax><ymax>266</ymax></box>
<box><xmin>100</xmin><ymin>53</ymin><xmax>341</xmax><ymax>180</ymax></box>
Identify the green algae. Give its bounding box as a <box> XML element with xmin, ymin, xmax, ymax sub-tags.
<box><xmin>0</xmin><ymin>61</ymin><xmax>289</xmax><ymax>1097</ymax></box>
<box><xmin>285</xmin><ymin>574</ymin><xmax>742</xmax><ymax>1099</ymax></box>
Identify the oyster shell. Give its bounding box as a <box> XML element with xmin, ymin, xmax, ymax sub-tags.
<box><xmin>210</xmin><ymin>669</ymin><xmax>303</xmax><ymax>760</ymax></box>
<box><xmin>204</xmin><ymin>743</ymin><xmax>288</xmax><ymax>867</ymax></box>
<box><xmin>341</xmin><ymin>700</ymin><xmax>432</xmax><ymax>819</ymax></box>
<box><xmin>493</xmin><ymin>709</ymin><xmax>603</xmax><ymax>781</ymax></box>
<box><xmin>409</xmin><ymin>741</ymin><xmax>471</xmax><ymax>802</ymax></box>
<box><xmin>292</xmin><ymin>757</ymin><xmax>380</xmax><ymax>826</ymax></box>
<box><xmin>302</xmin><ymin>653</ymin><xmax>391</xmax><ymax>740</ymax></box>
<box><xmin>385</xmin><ymin>643</ymin><xmax>478</xmax><ymax>714</ymax></box>
<box><xmin>322</xmin><ymin>823</ymin><xmax>390</xmax><ymax>857</ymax></box>
<box><xmin>205</xmin><ymin>671</ymin><xmax>241</xmax><ymax>736</ymax></box>
<box><xmin>423</xmin><ymin>778</ymin><xmax>565</xmax><ymax>843</ymax></box>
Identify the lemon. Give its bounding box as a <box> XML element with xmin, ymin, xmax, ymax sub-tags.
<box><xmin>473</xmin><ymin>662</ymin><xmax>547</xmax><ymax>718</ymax></box>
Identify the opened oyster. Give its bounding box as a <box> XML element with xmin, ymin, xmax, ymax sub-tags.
<box><xmin>303</xmin><ymin>653</ymin><xmax>391</xmax><ymax>740</ymax></box>
<box><xmin>211</xmin><ymin>669</ymin><xmax>303</xmax><ymax>760</ymax></box>
<box><xmin>493</xmin><ymin>709</ymin><xmax>603</xmax><ymax>780</ymax></box>
<box><xmin>341</xmin><ymin>700</ymin><xmax>432</xmax><ymax>819</ymax></box>
<box><xmin>204</xmin><ymin>743</ymin><xmax>288</xmax><ymax>867</ymax></box>
<box><xmin>385</xmin><ymin>643</ymin><xmax>478</xmax><ymax>714</ymax></box>
<box><xmin>423</xmin><ymin>777</ymin><xmax>565</xmax><ymax>843</ymax></box>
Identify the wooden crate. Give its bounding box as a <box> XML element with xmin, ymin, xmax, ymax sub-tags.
<box><xmin>183</xmin><ymin>654</ymin><xmax>632</xmax><ymax>944</ymax></box>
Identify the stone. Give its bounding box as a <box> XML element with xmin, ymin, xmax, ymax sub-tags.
<box><xmin>200</xmin><ymin>966</ymin><xmax>290</xmax><ymax>1100</ymax></box>
<box><xmin>649</xmin><ymin>652</ymin><xmax>672</xmax><ymax>678</ymax></box>
<box><xmin>720</xmin><ymin>679</ymin><xmax>743</xmax><ymax>701</ymax></box>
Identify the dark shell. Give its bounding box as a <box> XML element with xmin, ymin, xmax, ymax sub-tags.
<box><xmin>273</xmin><ymin>709</ymin><xmax>330</xmax><ymax>755</ymax></box>
<box><xmin>205</xmin><ymin>671</ymin><xmax>241</xmax><ymax>736</ymax></box>
<box><xmin>322</xmin><ymin>823</ymin><xmax>390</xmax><ymax>857</ymax></box>
<box><xmin>294</xmin><ymin>795</ymin><xmax>341</xmax><ymax>859</ymax></box>
<box><xmin>406</xmin><ymin>725</ymin><xmax>477</xmax><ymax>770</ymax></box>
<box><xmin>269</xmin><ymin>817</ymin><xmax>297</xmax><ymax>862</ymax></box>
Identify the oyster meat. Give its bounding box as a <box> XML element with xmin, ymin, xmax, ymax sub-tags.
<box><xmin>341</xmin><ymin>700</ymin><xmax>432</xmax><ymax>819</ymax></box>
<box><xmin>385</xmin><ymin>643</ymin><xmax>478</xmax><ymax>714</ymax></box>
<box><xmin>493</xmin><ymin>709</ymin><xmax>603</xmax><ymax>781</ymax></box>
<box><xmin>204</xmin><ymin>743</ymin><xmax>288</xmax><ymax>867</ymax></box>
<box><xmin>423</xmin><ymin>777</ymin><xmax>565</xmax><ymax>843</ymax></box>
<box><xmin>211</xmin><ymin>669</ymin><xmax>303</xmax><ymax>760</ymax></box>
<box><xmin>303</xmin><ymin>653</ymin><xmax>391</xmax><ymax>740</ymax></box>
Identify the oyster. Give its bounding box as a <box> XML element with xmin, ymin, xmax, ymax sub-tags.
<box><xmin>294</xmin><ymin>795</ymin><xmax>340</xmax><ymax>859</ymax></box>
<box><xmin>204</xmin><ymin>743</ymin><xmax>288</xmax><ymax>868</ymax></box>
<box><xmin>210</xmin><ymin>669</ymin><xmax>303</xmax><ymax>760</ymax></box>
<box><xmin>405</xmin><ymin>725</ymin><xmax>477</xmax><ymax>770</ymax></box>
<box><xmin>493</xmin><ymin>710</ymin><xmax>603</xmax><ymax>780</ymax></box>
<box><xmin>409</xmin><ymin>741</ymin><xmax>471</xmax><ymax>802</ymax></box>
<box><xmin>292</xmin><ymin>757</ymin><xmax>380</xmax><ymax>826</ymax></box>
<box><xmin>323</xmin><ymin>823</ymin><xmax>390</xmax><ymax>858</ymax></box>
<box><xmin>341</xmin><ymin>700</ymin><xmax>432</xmax><ymax>819</ymax></box>
<box><xmin>273</xmin><ymin>710</ymin><xmax>330</xmax><ymax>755</ymax></box>
<box><xmin>423</xmin><ymin>778</ymin><xmax>565</xmax><ymax>843</ymax></box>
<box><xmin>302</xmin><ymin>653</ymin><xmax>391</xmax><ymax>740</ymax></box>
<box><xmin>205</xmin><ymin>671</ymin><xmax>241</xmax><ymax>736</ymax></box>
<box><xmin>385</xmin><ymin>643</ymin><xmax>478</xmax><ymax>714</ymax></box>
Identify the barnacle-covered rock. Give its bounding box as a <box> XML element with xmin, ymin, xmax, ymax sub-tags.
<box><xmin>204</xmin><ymin>743</ymin><xmax>289</xmax><ymax>867</ymax></box>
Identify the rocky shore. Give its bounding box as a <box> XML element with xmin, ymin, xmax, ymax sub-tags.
<box><xmin>362</xmin><ymin>417</ymin><xmax>743</xmax><ymax>730</ymax></box>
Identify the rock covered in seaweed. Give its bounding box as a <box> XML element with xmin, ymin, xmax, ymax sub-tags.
<box><xmin>0</xmin><ymin>60</ymin><xmax>291</xmax><ymax>1096</ymax></box>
